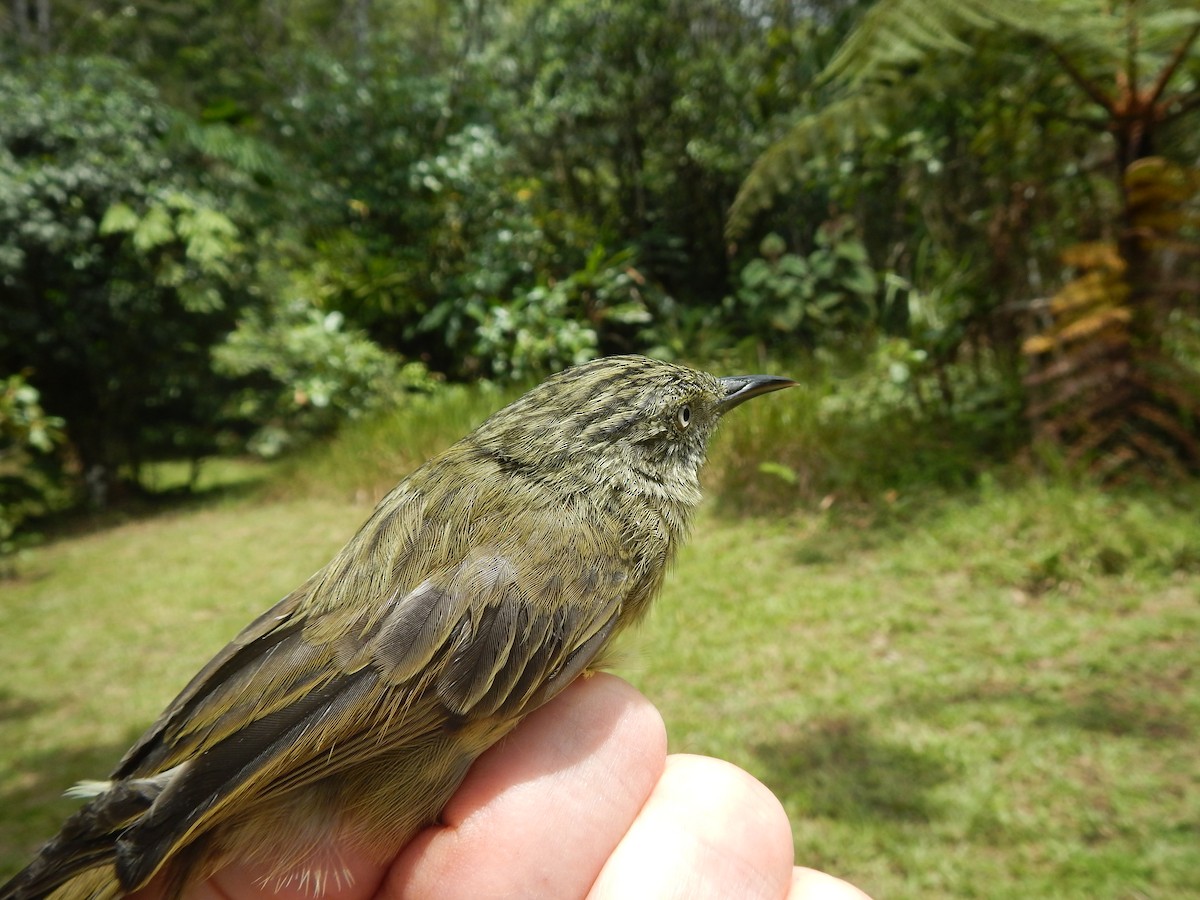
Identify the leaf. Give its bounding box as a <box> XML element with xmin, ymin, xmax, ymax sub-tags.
<box><xmin>1022</xmin><ymin>334</ymin><xmax>1057</xmax><ymax>355</ymax></box>
<box><xmin>1056</xmin><ymin>306</ymin><xmax>1131</xmax><ymax>344</ymax></box>
<box><xmin>741</xmin><ymin>260</ymin><xmax>773</xmax><ymax>288</ymax></box>
<box><xmin>758</xmin><ymin>461</ymin><xmax>798</xmax><ymax>484</ymax></box>
<box><xmin>604</xmin><ymin>302</ymin><xmax>652</xmax><ymax>325</ymax></box>
<box><xmin>834</xmin><ymin>240</ymin><xmax>870</xmax><ymax>264</ymax></box>
<box><xmin>132</xmin><ymin>205</ymin><xmax>174</xmax><ymax>253</ymax></box>
<box><xmin>98</xmin><ymin>202</ymin><xmax>140</xmax><ymax>235</ymax></box>
<box><xmin>843</xmin><ymin>269</ymin><xmax>879</xmax><ymax>296</ymax></box>
<box><xmin>727</xmin><ymin>92</ymin><xmax>885</xmax><ymax>237</ymax></box>
<box><xmin>778</xmin><ymin>256</ymin><xmax>810</xmax><ymax>278</ymax></box>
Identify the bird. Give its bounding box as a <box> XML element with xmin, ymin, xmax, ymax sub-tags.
<box><xmin>1</xmin><ymin>354</ymin><xmax>794</xmax><ymax>900</ymax></box>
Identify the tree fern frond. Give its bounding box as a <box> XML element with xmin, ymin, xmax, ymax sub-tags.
<box><xmin>167</xmin><ymin>113</ymin><xmax>290</xmax><ymax>182</ymax></box>
<box><xmin>728</xmin><ymin>0</ymin><xmax>1200</xmax><ymax>237</ymax></box>
<box><xmin>821</xmin><ymin>0</ymin><xmax>984</xmax><ymax>89</ymax></box>
<box><xmin>726</xmin><ymin>92</ymin><xmax>886</xmax><ymax>239</ymax></box>
<box><xmin>825</xmin><ymin>0</ymin><xmax>1198</xmax><ymax>94</ymax></box>
<box><xmin>1138</xmin><ymin>8</ymin><xmax>1200</xmax><ymax>53</ymax></box>
<box><xmin>820</xmin><ymin>0</ymin><xmax>1140</xmax><ymax>90</ymax></box>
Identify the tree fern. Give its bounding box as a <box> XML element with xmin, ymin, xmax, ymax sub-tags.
<box><xmin>726</xmin><ymin>91</ymin><xmax>888</xmax><ymax>243</ymax></box>
<box><xmin>167</xmin><ymin>113</ymin><xmax>291</xmax><ymax>183</ymax></box>
<box><xmin>728</xmin><ymin>0</ymin><xmax>1200</xmax><ymax>237</ymax></box>
<box><xmin>732</xmin><ymin>0</ymin><xmax>1200</xmax><ymax>475</ymax></box>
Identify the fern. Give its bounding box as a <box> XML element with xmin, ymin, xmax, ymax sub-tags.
<box><xmin>728</xmin><ymin>0</ymin><xmax>1200</xmax><ymax>237</ymax></box>
<box><xmin>727</xmin><ymin>92</ymin><xmax>888</xmax><ymax>239</ymax></box>
<box><xmin>820</xmin><ymin>0</ymin><xmax>1007</xmax><ymax>90</ymax></box>
<box><xmin>167</xmin><ymin>112</ymin><xmax>290</xmax><ymax>182</ymax></box>
<box><xmin>730</xmin><ymin>0</ymin><xmax>1200</xmax><ymax>475</ymax></box>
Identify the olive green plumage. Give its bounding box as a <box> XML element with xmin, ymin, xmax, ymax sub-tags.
<box><xmin>1</xmin><ymin>355</ymin><xmax>794</xmax><ymax>900</ymax></box>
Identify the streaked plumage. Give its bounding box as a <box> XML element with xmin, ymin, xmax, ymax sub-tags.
<box><xmin>1</xmin><ymin>355</ymin><xmax>793</xmax><ymax>900</ymax></box>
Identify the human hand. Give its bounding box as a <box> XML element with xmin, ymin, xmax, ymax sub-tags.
<box><xmin>138</xmin><ymin>674</ymin><xmax>869</xmax><ymax>900</ymax></box>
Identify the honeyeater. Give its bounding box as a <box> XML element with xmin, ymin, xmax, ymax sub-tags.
<box><xmin>1</xmin><ymin>354</ymin><xmax>794</xmax><ymax>900</ymax></box>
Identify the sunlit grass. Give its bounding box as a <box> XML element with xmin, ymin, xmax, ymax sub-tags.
<box><xmin>264</xmin><ymin>383</ymin><xmax>517</xmax><ymax>503</ymax></box>
<box><xmin>1</xmin><ymin>387</ymin><xmax>1197</xmax><ymax>898</ymax></box>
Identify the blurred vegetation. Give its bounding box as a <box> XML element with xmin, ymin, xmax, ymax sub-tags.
<box><xmin>732</xmin><ymin>0</ymin><xmax>1200</xmax><ymax>477</ymax></box>
<box><xmin>0</xmin><ymin>373</ymin><xmax>64</xmax><ymax>571</ymax></box>
<box><xmin>0</xmin><ymin>0</ymin><xmax>1198</xmax><ymax>561</ymax></box>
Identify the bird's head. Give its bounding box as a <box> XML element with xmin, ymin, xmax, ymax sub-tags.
<box><xmin>468</xmin><ymin>355</ymin><xmax>794</xmax><ymax>509</ymax></box>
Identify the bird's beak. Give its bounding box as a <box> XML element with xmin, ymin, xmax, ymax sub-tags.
<box><xmin>717</xmin><ymin>374</ymin><xmax>797</xmax><ymax>412</ymax></box>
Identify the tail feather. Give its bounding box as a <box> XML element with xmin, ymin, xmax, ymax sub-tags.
<box><xmin>1</xmin><ymin>836</ymin><xmax>119</xmax><ymax>900</ymax></box>
<box><xmin>1</xmin><ymin>779</ymin><xmax>163</xmax><ymax>900</ymax></box>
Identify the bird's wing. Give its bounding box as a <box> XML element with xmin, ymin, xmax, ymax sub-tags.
<box><xmin>104</xmin><ymin>501</ymin><xmax>633</xmax><ymax>889</ymax></box>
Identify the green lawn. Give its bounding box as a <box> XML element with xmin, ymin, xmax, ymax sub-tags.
<box><xmin>1</xmin><ymin>447</ymin><xmax>1197</xmax><ymax>897</ymax></box>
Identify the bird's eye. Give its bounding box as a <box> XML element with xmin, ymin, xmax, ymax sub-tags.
<box><xmin>676</xmin><ymin>403</ymin><xmax>692</xmax><ymax>429</ymax></box>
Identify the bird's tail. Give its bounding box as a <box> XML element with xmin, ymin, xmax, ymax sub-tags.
<box><xmin>1</xmin><ymin>833</ymin><xmax>122</xmax><ymax>900</ymax></box>
<box><xmin>1</xmin><ymin>780</ymin><xmax>160</xmax><ymax>900</ymax></box>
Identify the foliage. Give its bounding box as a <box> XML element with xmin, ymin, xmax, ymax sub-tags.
<box><xmin>3</xmin><ymin>0</ymin><xmax>1200</xmax><ymax>499</ymax></box>
<box><xmin>729</xmin><ymin>33</ymin><xmax>1102</xmax><ymax>398</ymax></box>
<box><xmin>723</xmin><ymin>222</ymin><xmax>879</xmax><ymax>348</ymax></box>
<box><xmin>97</xmin><ymin>190</ymin><xmax>242</xmax><ymax>314</ymax></box>
<box><xmin>402</xmin><ymin>124</ymin><xmax>608</xmax><ymax>376</ymax></box>
<box><xmin>731</xmin><ymin>0</ymin><xmax>1200</xmax><ymax>475</ymax></box>
<box><xmin>5</xmin><ymin>2</ymin><xmax>866</xmax><ymax>388</ymax></box>
<box><xmin>469</xmin><ymin>245</ymin><xmax>662</xmax><ymax>381</ymax></box>
<box><xmin>729</xmin><ymin>0</ymin><xmax>1200</xmax><ymax>236</ymax></box>
<box><xmin>488</xmin><ymin>0</ymin><xmax>827</xmax><ymax>304</ymax></box>
<box><xmin>213</xmin><ymin>299</ymin><xmax>432</xmax><ymax>457</ymax></box>
<box><xmin>262</xmin><ymin>60</ymin><xmax>649</xmax><ymax>380</ymax></box>
<box><xmin>326</xmin><ymin>117</ymin><xmax>672</xmax><ymax>381</ymax></box>
<box><xmin>0</xmin><ymin>373</ymin><xmax>65</xmax><ymax>574</ymax></box>
<box><xmin>259</xmin><ymin>49</ymin><xmax>461</xmax><ymax>356</ymax></box>
<box><xmin>0</xmin><ymin>57</ymin><xmax>255</xmax><ymax>497</ymax></box>
<box><xmin>0</xmin><ymin>54</ymin><xmax>411</xmax><ymax>515</ymax></box>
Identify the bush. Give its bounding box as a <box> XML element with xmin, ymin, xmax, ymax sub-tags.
<box><xmin>0</xmin><ymin>373</ymin><xmax>65</xmax><ymax>573</ymax></box>
<box><xmin>470</xmin><ymin>246</ymin><xmax>661</xmax><ymax>382</ymax></box>
<box><xmin>723</xmin><ymin>221</ymin><xmax>880</xmax><ymax>349</ymax></box>
<box><xmin>0</xmin><ymin>58</ymin><xmax>254</xmax><ymax>495</ymax></box>
<box><xmin>213</xmin><ymin>299</ymin><xmax>435</xmax><ymax>457</ymax></box>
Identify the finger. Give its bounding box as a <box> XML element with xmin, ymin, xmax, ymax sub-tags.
<box><xmin>790</xmin><ymin>867</ymin><xmax>874</xmax><ymax>900</ymax></box>
<box><xmin>588</xmin><ymin>754</ymin><xmax>795</xmax><ymax>900</ymax></box>
<box><xmin>385</xmin><ymin>673</ymin><xmax>668</xmax><ymax>899</ymax></box>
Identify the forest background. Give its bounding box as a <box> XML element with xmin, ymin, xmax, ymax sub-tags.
<box><xmin>3</xmin><ymin>0</ymin><xmax>1199</xmax><ymax>529</ymax></box>
<box><xmin>1</xmin><ymin>1</ymin><xmax>1199</xmax><ymax>897</ymax></box>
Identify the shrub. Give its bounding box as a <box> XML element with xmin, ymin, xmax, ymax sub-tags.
<box><xmin>0</xmin><ymin>373</ymin><xmax>65</xmax><ymax>574</ymax></box>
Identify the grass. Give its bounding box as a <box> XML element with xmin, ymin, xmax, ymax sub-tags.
<box><xmin>623</xmin><ymin>480</ymin><xmax>1200</xmax><ymax>897</ymax></box>
<box><xmin>1</xmin><ymin>387</ymin><xmax>1198</xmax><ymax>898</ymax></box>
